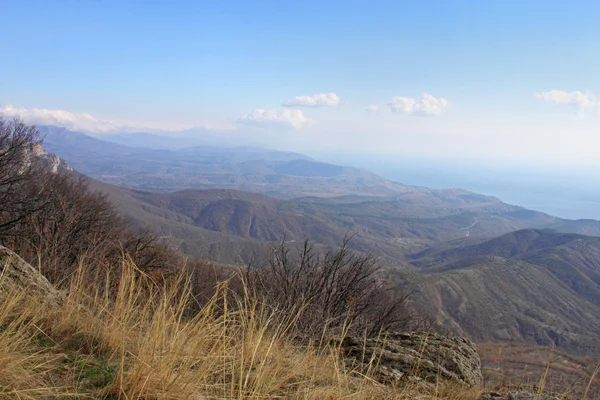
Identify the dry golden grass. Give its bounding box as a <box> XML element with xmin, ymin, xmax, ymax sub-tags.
<box><xmin>1</xmin><ymin>257</ymin><xmax>595</xmax><ymax>399</ymax></box>
<box><xmin>0</xmin><ymin>278</ymin><xmax>63</xmax><ymax>399</ymax></box>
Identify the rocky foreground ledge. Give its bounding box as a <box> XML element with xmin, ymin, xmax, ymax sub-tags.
<box><xmin>481</xmin><ymin>392</ymin><xmax>561</xmax><ymax>400</ymax></box>
<box><xmin>0</xmin><ymin>245</ymin><xmax>59</xmax><ymax>302</ymax></box>
<box><xmin>338</xmin><ymin>332</ymin><xmax>483</xmax><ymax>386</ymax></box>
<box><xmin>339</xmin><ymin>333</ymin><xmax>565</xmax><ymax>399</ymax></box>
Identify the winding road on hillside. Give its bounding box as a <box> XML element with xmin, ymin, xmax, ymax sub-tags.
<box><xmin>461</xmin><ymin>218</ymin><xmax>479</xmax><ymax>237</ymax></box>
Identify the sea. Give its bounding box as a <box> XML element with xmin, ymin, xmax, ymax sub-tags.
<box><xmin>327</xmin><ymin>154</ymin><xmax>600</xmax><ymax>221</ymax></box>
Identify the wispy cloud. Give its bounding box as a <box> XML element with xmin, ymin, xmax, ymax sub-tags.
<box><xmin>0</xmin><ymin>104</ymin><xmax>192</xmax><ymax>133</ymax></box>
<box><xmin>388</xmin><ymin>93</ymin><xmax>449</xmax><ymax>116</ymax></box>
<box><xmin>366</xmin><ymin>104</ymin><xmax>386</xmax><ymax>114</ymax></box>
<box><xmin>237</xmin><ymin>108</ymin><xmax>312</xmax><ymax>129</ymax></box>
<box><xmin>534</xmin><ymin>90</ymin><xmax>600</xmax><ymax>115</ymax></box>
<box><xmin>367</xmin><ymin>93</ymin><xmax>449</xmax><ymax>116</ymax></box>
<box><xmin>283</xmin><ymin>92</ymin><xmax>340</xmax><ymax>108</ymax></box>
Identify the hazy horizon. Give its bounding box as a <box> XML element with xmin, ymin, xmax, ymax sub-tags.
<box><xmin>341</xmin><ymin>155</ymin><xmax>600</xmax><ymax>221</ymax></box>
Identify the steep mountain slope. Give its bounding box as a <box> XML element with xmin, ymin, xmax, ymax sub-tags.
<box><xmin>410</xmin><ymin>230</ymin><xmax>600</xmax><ymax>353</ymax></box>
<box><xmin>39</xmin><ymin>125</ymin><xmax>134</xmax><ymax>155</ymax></box>
<box><xmin>38</xmin><ymin>125</ymin><xmax>140</xmax><ymax>176</ymax></box>
<box><xmin>85</xmin><ymin>179</ymin><xmax>272</xmax><ymax>263</ymax></box>
<box><xmin>29</xmin><ymin>142</ymin><xmax>73</xmax><ymax>174</ymax></box>
<box><xmin>411</xmin><ymin>228</ymin><xmax>582</xmax><ymax>265</ymax></box>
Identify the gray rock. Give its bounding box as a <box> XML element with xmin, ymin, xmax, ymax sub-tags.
<box><xmin>480</xmin><ymin>391</ymin><xmax>562</xmax><ymax>400</ymax></box>
<box><xmin>30</xmin><ymin>143</ymin><xmax>73</xmax><ymax>174</ymax></box>
<box><xmin>480</xmin><ymin>391</ymin><xmax>504</xmax><ymax>399</ymax></box>
<box><xmin>508</xmin><ymin>392</ymin><xmax>561</xmax><ymax>400</ymax></box>
<box><xmin>338</xmin><ymin>332</ymin><xmax>483</xmax><ymax>386</ymax></box>
<box><xmin>0</xmin><ymin>245</ymin><xmax>59</xmax><ymax>303</ymax></box>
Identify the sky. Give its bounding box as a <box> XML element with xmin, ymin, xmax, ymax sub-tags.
<box><xmin>3</xmin><ymin>0</ymin><xmax>600</xmax><ymax>169</ymax></box>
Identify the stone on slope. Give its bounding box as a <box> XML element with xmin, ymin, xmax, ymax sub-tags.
<box><xmin>339</xmin><ymin>332</ymin><xmax>483</xmax><ymax>386</ymax></box>
<box><xmin>480</xmin><ymin>391</ymin><xmax>561</xmax><ymax>400</ymax></box>
<box><xmin>508</xmin><ymin>392</ymin><xmax>560</xmax><ymax>400</ymax></box>
<box><xmin>0</xmin><ymin>245</ymin><xmax>58</xmax><ymax>303</ymax></box>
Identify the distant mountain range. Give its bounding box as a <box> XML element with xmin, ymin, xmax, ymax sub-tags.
<box><xmin>38</xmin><ymin>125</ymin><xmax>600</xmax><ymax>353</ymax></box>
<box><xmin>40</xmin><ymin>125</ymin><xmax>412</xmax><ymax>197</ymax></box>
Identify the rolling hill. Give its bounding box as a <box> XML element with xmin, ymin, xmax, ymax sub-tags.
<box><xmin>409</xmin><ymin>229</ymin><xmax>600</xmax><ymax>353</ymax></box>
<box><xmin>85</xmin><ymin>175</ymin><xmax>593</xmax><ymax>267</ymax></box>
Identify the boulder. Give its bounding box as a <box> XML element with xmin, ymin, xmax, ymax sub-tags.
<box><xmin>0</xmin><ymin>245</ymin><xmax>58</xmax><ymax>303</ymax></box>
<box><xmin>480</xmin><ymin>391</ymin><xmax>561</xmax><ymax>400</ymax></box>
<box><xmin>480</xmin><ymin>391</ymin><xmax>504</xmax><ymax>399</ymax></box>
<box><xmin>508</xmin><ymin>392</ymin><xmax>561</xmax><ymax>400</ymax></box>
<box><xmin>338</xmin><ymin>332</ymin><xmax>483</xmax><ymax>386</ymax></box>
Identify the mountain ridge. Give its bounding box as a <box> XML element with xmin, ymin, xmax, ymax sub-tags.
<box><xmin>35</xmin><ymin>131</ymin><xmax>600</xmax><ymax>353</ymax></box>
<box><xmin>408</xmin><ymin>229</ymin><xmax>600</xmax><ymax>352</ymax></box>
<box><xmin>40</xmin><ymin>125</ymin><xmax>418</xmax><ymax>197</ymax></box>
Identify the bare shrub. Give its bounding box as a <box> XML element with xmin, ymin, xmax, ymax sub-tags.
<box><xmin>0</xmin><ymin>117</ymin><xmax>46</xmax><ymax>235</ymax></box>
<box><xmin>244</xmin><ymin>237</ymin><xmax>414</xmax><ymax>338</ymax></box>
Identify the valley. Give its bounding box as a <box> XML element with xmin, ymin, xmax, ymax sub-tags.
<box><xmin>34</xmin><ymin>125</ymin><xmax>600</xmax><ymax>359</ymax></box>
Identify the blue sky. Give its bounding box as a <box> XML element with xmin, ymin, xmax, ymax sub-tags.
<box><xmin>3</xmin><ymin>0</ymin><xmax>600</xmax><ymax>166</ymax></box>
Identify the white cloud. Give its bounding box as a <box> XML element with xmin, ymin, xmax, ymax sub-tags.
<box><xmin>388</xmin><ymin>93</ymin><xmax>449</xmax><ymax>116</ymax></box>
<box><xmin>238</xmin><ymin>109</ymin><xmax>311</xmax><ymax>129</ymax></box>
<box><xmin>366</xmin><ymin>105</ymin><xmax>386</xmax><ymax>114</ymax></box>
<box><xmin>283</xmin><ymin>92</ymin><xmax>340</xmax><ymax>108</ymax></box>
<box><xmin>366</xmin><ymin>94</ymin><xmax>449</xmax><ymax>116</ymax></box>
<box><xmin>534</xmin><ymin>90</ymin><xmax>600</xmax><ymax>114</ymax></box>
<box><xmin>0</xmin><ymin>104</ymin><xmax>193</xmax><ymax>133</ymax></box>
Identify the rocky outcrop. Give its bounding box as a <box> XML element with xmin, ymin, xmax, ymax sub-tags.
<box><xmin>481</xmin><ymin>391</ymin><xmax>561</xmax><ymax>400</ymax></box>
<box><xmin>0</xmin><ymin>246</ymin><xmax>58</xmax><ymax>303</ymax></box>
<box><xmin>338</xmin><ymin>332</ymin><xmax>482</xmax><ymax>386</ymax></box>
<box><xmin>507</xmin><ymin>393</ymin><xmax>561</xmax><ymax>400</ymax></box>
<box><xmin>29</xmin><ymin>143</ymin><xmax>73</xmax><ymax>174</ymax></box>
